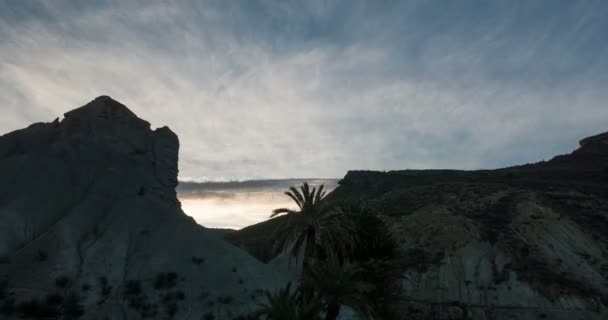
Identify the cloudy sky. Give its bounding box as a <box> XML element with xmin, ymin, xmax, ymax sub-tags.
<box><xmin>1</xmin><ymin>0</ymin><xmax>607</xmax><ymax>181</ymax></box>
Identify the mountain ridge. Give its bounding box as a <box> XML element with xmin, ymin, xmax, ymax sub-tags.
<box><xmin>228</xmin><ymin>129</ymin><xmax>608</xmax><ymax>319</ymax></box>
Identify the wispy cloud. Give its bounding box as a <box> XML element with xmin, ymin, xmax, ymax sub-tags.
<box><xmin>1</xmin><ymin>0</ymin><xmax>607</xmax><ymax>180</ymax></box>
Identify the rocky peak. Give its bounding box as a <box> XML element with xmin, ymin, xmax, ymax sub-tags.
<box><xmin>580</xmin><ymin>131</ymin><xmax>608</xmax><ymax>148</ymax></box>
<box><xmin>0</xmin><ymin>97</ymin><xmax>286</xmax><ymax>320</ymax></box>
<box><xmin>63</xmin><ymin>95</ymin><xmax>151</xmax><ymax>129</ymax></box>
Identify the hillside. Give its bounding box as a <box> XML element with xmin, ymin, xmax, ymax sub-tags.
<box><xmin>0</xmin><ymin>96</ymin><xmax>289</xmax><ymax>319</ymax></box>
<box><xmin>228</xmin><ymin>131</ymin><xmax>608</xmax><ymax>319</ymax></box>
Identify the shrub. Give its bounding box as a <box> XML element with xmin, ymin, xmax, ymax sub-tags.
<box><xmin>55</xmin><ymin>275</ymin><xmax>70</xmax><ymax>288</ymax></box>
<box><xmin>154</xmin><ymin>272</ymin><xmax>178</xmax><ymax>290</ymax></box>
<box><xmin>37</xmin><ymin>250</ymin><xmax>48</xmax><ymax>262</ymax></box>
<box><xmin>124</xmin><ymin>280</ymin><xmax>142</xmax><ymax>296</ymax></box>
<box><xmin>165</xmin><ymin>302</ymin><xmax>178</xmax><ymax>318</ymax></box>
<box><xmin>217</xmin><ymin>295</ymin><xmax>233</xmax><ymax>304</ymax></box>
<box><xmin>191</xmin><ymin>256</ymin><xmax>205</xmax><ymax>265</ymax></box>
<box><xmin>62</xmin><ymin>292</ymin><xmax>84</xmax><ymax>319</ymax></box>
<box><xmin>0</xmin><ymin>279</ymin><xmax>7</xmax><ymax>300</ymax></box>
<box><xmin>45</xmin><ymin>293</ymin><xmax>63</xmax><ymax>305</ymax></box>
<box><xmin>1</xmin><ymin>297</ymin><xmax>15</xmax><ymax>315</ymax></box>
<box><xmin>17</xmin><ymin>298</ymin><xmax>59</xmax><ymax>318</ymax></box>
<box><xmin>99</xmin><ymin>276</ymin><xmax>112</xmax><ymax>296</ymax></box>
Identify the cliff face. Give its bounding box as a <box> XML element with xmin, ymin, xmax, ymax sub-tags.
<box><xmin>329</xmin><ymin>133</ymin><xmax>608</xmax><ymax>319</ymax></box>
<box><xmin>0</xmin><ymin>97</ymin><xmax>286</xmax><ymax>319</ymax></box>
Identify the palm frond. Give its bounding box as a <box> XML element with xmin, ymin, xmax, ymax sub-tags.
<box><xmin>288</xmin><ymin>186</ymin><xmax>305</xmax><ymax>207</ymax></box>
<box><xmin>271</xmin><ymin>208</ymin><xmax>297</xmax><ymax>218</ymax></box>
<box><xmin>253</xmin><ymin>283</ymin><xmax>322</xmax><ymax>320</ymax></box>
<box><xmin>304</xmin><ymin>260</ymin><xmax>375</xmax><ymax>320</ymax></box>
<box><xmin>313</xmin><ymin>184</ymin><xmax>325</xmax><ymax>205</ymax></box>
<box><xmin>285</xmin><ymin>191</ymin><xmax>304</xmax><ymax>209</ymax></box>
<box><xmin>301</xmin><ymin>183</ymin><xmax>312</xmax><ymax>206</ymax></box>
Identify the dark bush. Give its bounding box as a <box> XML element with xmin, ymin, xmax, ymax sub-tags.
<box><xmin>333</xmin><ymin>201</ymin><xmax>402</xmax><ymax>320</ymax></box>
<box><xmin>165</xmin><ymin>302</ymin><xmax>178</xmax><ymax>318</ymax></box>
<box><xmin>217</xmin><ymin>296</ymin><xmax>233</xmax><ymax>304</ymax></box>
<box><xmin>62</xmin><ymin>292</ymin><xmax>84</xmax><ymax>319</ymax></box>
<box><xmin>45</xmin><ymin>293</ymin><xmax>63</xmax><ymax>305</ymax></box>
<box><xmin>99</xmin><ymin>276</ymin><xmax>112</xmax><ymax>296</ymax></box>
<box><xmin>1</xmin><ymin>297</ymin><xmax>15</xmax><ymax>315</ymax></box>
<box><xmin>0</xmin><ymin>279</ymin><xmax>7</xmax><ymax>300</ymax></box>
<box><xmin>124</xmin><ymin>280</ymin><xmax>142</xmax><ymax>296</ymax></box>
<box><xmin>37</xmin><ymin>250</ymin><xmax>48</xmax><ymax>262</ymax></box>
<box><xmin>154</xmin><ymin>272</ymin><xmax>178</xmax><ymax>290</ymax></box>
<box><xmin>17</xmin><ymin>298</ymin><xmax>59</xmax><ymax>318</ymax></box>
<box><xmin>191</xmin><ymin>256</ymin><xmax>205</xmax><ymax>265</ymax></box>
<box><xmin>55</xmin><ymin>275</ymin><xmax>70</xmax><ymax>288</ymax></box>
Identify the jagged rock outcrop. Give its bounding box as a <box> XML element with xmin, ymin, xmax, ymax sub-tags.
<box><xmin>0</xmin><ymin>96</ymin><xmax>287</xmax><ymax>319</ymax></box>
<box><xmin>327</xmin><ymin>133</ymin><xmax>608</xmax><ymax>319</ymax></box>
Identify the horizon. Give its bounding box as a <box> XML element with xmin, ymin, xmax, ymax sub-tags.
<box><xmin>177</xmin><ymin>178</ymin><xmax>339</xmax><ymax>229</ymax></box>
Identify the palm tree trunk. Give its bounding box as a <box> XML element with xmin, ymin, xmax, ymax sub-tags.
<box><xmin>300</xmin><ymin>228</ymin><xmax>316</xmax><ymax>303</ymax></box>
<box><xmin>324</xmin><ymin>303</ymin><xmax>341</xmax><ymax>320</ymax></box>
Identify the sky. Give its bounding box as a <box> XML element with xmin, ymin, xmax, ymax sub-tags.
<box><xmin>177</xmin><ymin>179</ymin><xmax>337</xmax><ymax>228</ymax></box>
<box><xmin>1</xmin><ymin>0</ymin><xmax>607</xmax><ymax>181</ymax></box>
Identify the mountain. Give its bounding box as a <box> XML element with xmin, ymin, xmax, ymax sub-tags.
<box><xmin>229</xmin><ymin>131</ymin><xmax>608</xmax><ymax>319</ymax></box>
<box><xmin>0</xmin><ymin>96</ymin><xmax>289</xmax><ymax>319</ymax></box>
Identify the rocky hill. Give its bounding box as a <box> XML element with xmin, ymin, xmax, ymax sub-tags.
<box><xmin>0</xmin><ymin>96</ymin><xmax>289</xmax><ymax>319</ymax></box>
<box><xmin>230</xmin><ymin>131</ymin><xmax>608</xmax><ymax>319</ymax></box>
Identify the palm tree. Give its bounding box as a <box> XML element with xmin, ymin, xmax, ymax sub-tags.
<box><xmin>331</xmin><ymin>202</ymin><xmax>400</xmax><ymax>318</ymax></box>
<box><xmin>270</xmin><ymin>183</ymin><xmax>354</xmax><ymax>301</ymax></box>
<box><xmin>304</xmin><ymin>259</ymin><xmax>374</xmax><ymax>320</ymax></box>
<box><xmin>331</xmin><ymin>202</ymin><xmax>396</xmax><ymax>262</ymax></box>
<box><xmin>253</xmin><ymin>283</ymin><xmax>322</xmax><ymax>320</ymax></box>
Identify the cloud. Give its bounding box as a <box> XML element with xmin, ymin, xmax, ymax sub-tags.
<box><xmin>1</xmin><ymin>0</ymin><xmax>607</xmax><ymax>180</ymax></box>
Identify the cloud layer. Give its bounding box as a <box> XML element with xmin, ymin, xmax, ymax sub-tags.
<box><xmin>1</xmin><ymin>0</ymin><xmax>607</xmax><ymax>180</ymax></box>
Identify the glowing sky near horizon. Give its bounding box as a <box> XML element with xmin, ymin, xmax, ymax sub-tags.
<box><xmin>180</xmin><ymin>193</ymin><xmax>294</xmax><ymax>229</ymax></box>
<box><xmin>177</xmin><ymin>179</ymin><xmax>338</xmax><ymax>229</ymax></box>
<box><xmin>1</xmin><ymin>1</ymin><xmax>608</xmax><ymax>180</ymax></box>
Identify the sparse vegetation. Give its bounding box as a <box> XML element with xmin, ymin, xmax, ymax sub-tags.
<box><xmin>62</xmin><ymin>292</ymin><xmax>84</xmax><ymax>319</ymax></box>
<box><xmin>37</xmin><ymin>250</ymin><xmax>48</xmax><ymax>262</ymax></box>
<box><xmin>45</xmin><ymin>293</ymin><xmax>63</xmax><ymax>305</ymax></box>
<box><xmin>123</xmin><ymin>280</ymin><xmax>157</xmax><ymax>318</ymax></box>
<box><xmin>154</xmin><ymin>272</ymin><xmax>178</xmax><ymax>290</ymax></box>
<box><xmin>192</xmin><ymin>256</ymin><xmax>205</xmax><ymax>265</ymax></box>
<box><xmin>0</xmin><ymin>279</ymin><xmax>7</xmax><ymax>300</ymax></box>
<box><xmin>160</xmin><ymin>291</ymin><xmax>185</xmax><ymax>319</ymax></box>
<box><xmin>252</xmin><ymin>283</ymin><xmax>321</xmax><ymax>320</ymax></box>
<box><xmin>17</xmin><ymin>298</ymin><xmax>59</xmax><ymax>318</ymax></box>
<box><xmin>217</xmin><ymin>295</ymin><xmax>233</xmax><ymax>304</ymax></box>
<box><xmin>1</xmin><ymin>296</ymin><xmax>15</xmax><ymax>315</ymax></box>
<box><xmin>97</xmin><ymin>276</ymin><xmax>112</xmax><ymax>305</ymax></box>
<box><xmin>55</xmin><ymin>275</ymin><xmax>70</xmax><ymax>288</ymax></box>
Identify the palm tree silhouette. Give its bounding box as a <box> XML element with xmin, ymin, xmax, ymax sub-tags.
<box><xmin>303</xmin><ymin>259</ymin><xmax>374</xmax><ymax>320</ymax></box>
<box><xmin>270</xmin><ymin>183</ymin><xmax>353</xmax><ymax>302</ymax></box>
<box><xmin>253</xmin><ymin>282</ymin><xmax>322</xmax><ymax>320</ymax></box>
